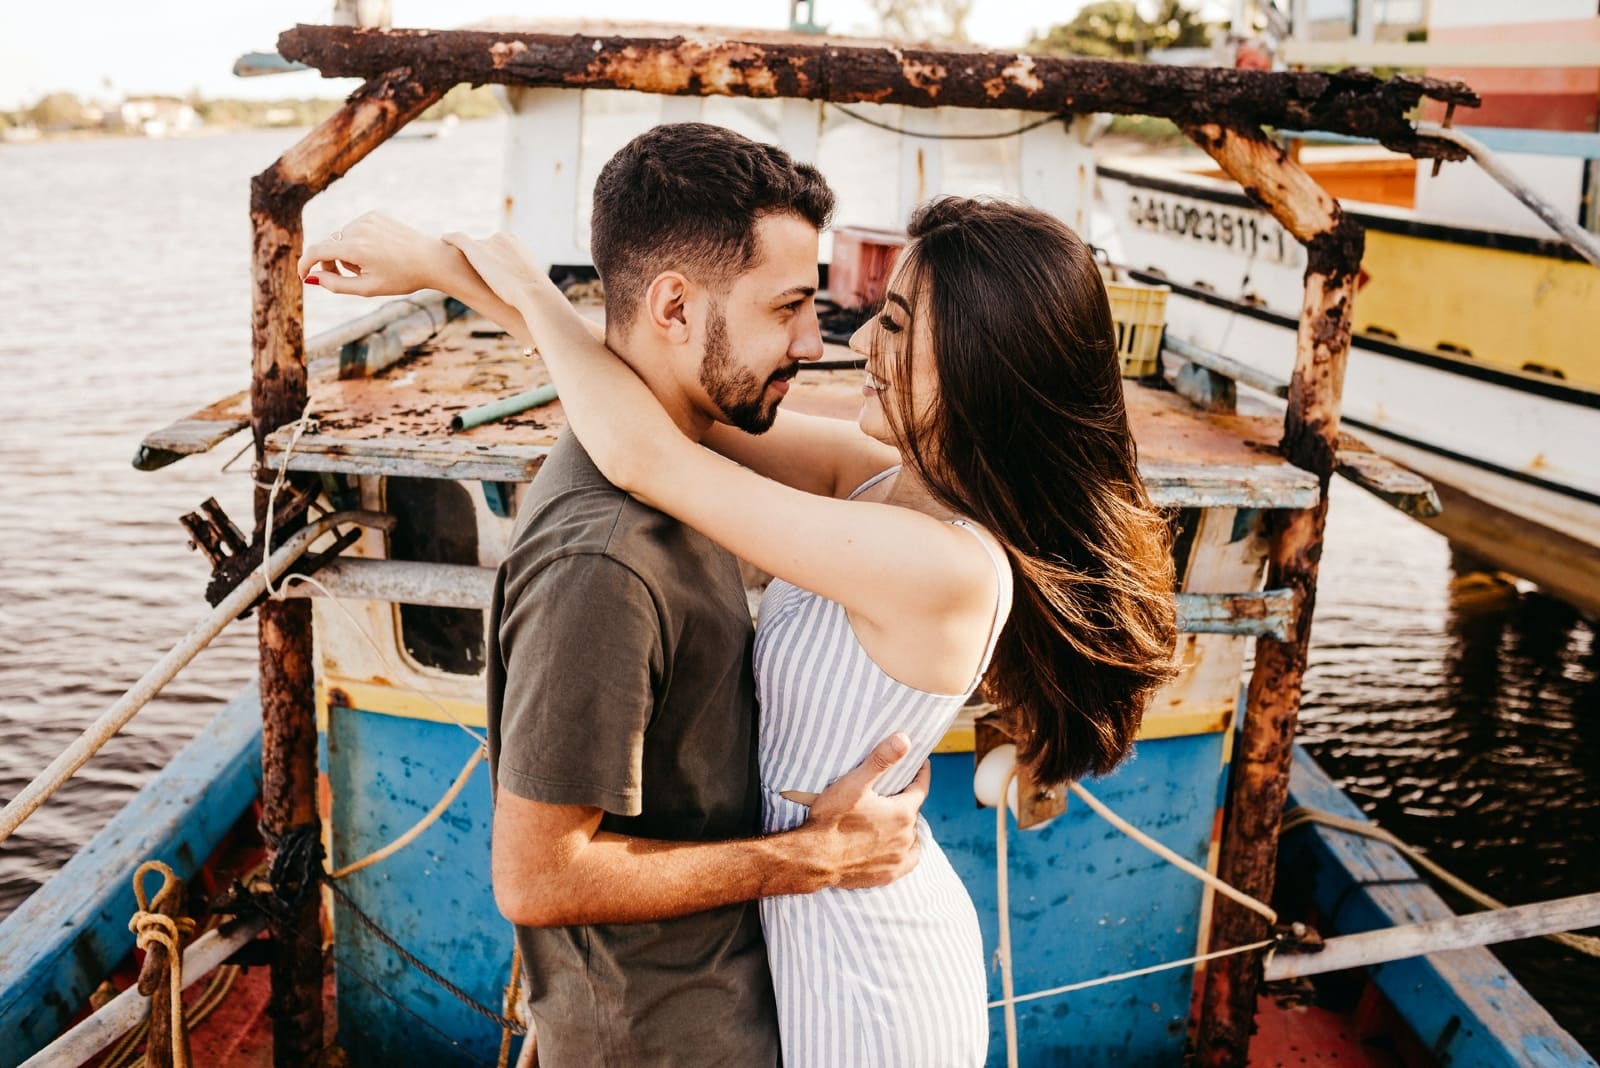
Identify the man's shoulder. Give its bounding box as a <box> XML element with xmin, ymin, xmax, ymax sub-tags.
<box><xmin>506</xmin><ymin>435</ymin><xmax>698</xmax><ymax>587</ymax></box>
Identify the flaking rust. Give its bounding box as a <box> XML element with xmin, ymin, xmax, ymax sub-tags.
<box><xmin>278</xmin><ymin>24</ymin><xmax>1479</xmax><ymax>160</ymax></box>
<box><xmin>1185</xmin><ymin>121</ymin><xmax>1365</xmax><ymax>1067</ymax></box>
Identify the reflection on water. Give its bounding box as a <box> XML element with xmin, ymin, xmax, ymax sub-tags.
<box><xmin>0</xmin><ymin>125</ymin><xmax>1595</xmax><ymax>1055</ymax></box>
<box><xmin>1301</xmin><ymin>483</ymin><xmax>1599</xmax><ymax>1052</ymax></box>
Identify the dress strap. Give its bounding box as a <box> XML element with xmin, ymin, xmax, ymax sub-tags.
<box><xmin>950</xmin><ymin>519</ymin><xmax>1011</xmax><ymax>690</ymax></box>
<box><xmin>846</xmin><ymin>465</ymin><xmax>902</xmax><ymax>501</ymax></box>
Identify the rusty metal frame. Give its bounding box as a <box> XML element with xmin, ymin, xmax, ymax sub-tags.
<box><xmin>246</xmin><ymin>24</ymin><xmax>1474</xmax><ymax>1067</ymax></box>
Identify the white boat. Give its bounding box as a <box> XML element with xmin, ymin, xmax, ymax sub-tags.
<box><xmin>1098</xmin><ymin>2</ymin><xmax>1600</xmax><ymax>617</ymax></box>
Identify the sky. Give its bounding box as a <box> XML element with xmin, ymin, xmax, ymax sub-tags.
<box><xmin>0</xmin><ymin>0</ymin><xmax>1235</xmax><ymax>111</ymax></box>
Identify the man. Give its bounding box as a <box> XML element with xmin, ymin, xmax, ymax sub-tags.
<box><xmin>301</xmin><ymin>123</ymin><xmax>927</xmax><ymax>1066</ymax></box>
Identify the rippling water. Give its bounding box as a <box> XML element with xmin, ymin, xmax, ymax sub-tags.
<box><xmin>1</xmin><ymin>122</ymin><xmax>1595</xmax><ymax>1054</ymax></box>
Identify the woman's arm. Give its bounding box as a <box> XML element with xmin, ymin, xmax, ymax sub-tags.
<box><xmin>297</xmin><ymin>212</ymin><xmax>608</xmax><ymax>349</ymax></box>
<box><xmin>703</xmin><ymin>412</ymin><xmax>899</xmax><ymax>500</ymax></box>
<box><xmin>444</xmin><ymin>233</ymin><xmax>997</xmax><ymax>638</ymax></box>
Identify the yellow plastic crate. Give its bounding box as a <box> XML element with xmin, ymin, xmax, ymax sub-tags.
<box><xmin>1103</xmin><ymin>276</ymin><xmax>1169</xmax><ymax>378</ymax></box>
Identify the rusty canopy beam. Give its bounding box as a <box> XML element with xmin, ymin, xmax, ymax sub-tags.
<box><xmin>277</xmin><ymin>24</ymin><xmax>1478</xmax><ymax>160</ymax></box>
<box><xmin>1181</xmin><ymin>124</ymin><xmax>1362</xmax><ymax>1068</ymax></box>
<box><xmin>250</xmin><ymin>67</ymin><xmax>445</xmax><ymax>1068</ymax></box>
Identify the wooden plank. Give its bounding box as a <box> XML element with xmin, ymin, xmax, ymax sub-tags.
<box><xmin>1175</xmin><ymin>589</ymin><xmax>1297</xmax><ymax>641</ymax></box>
<box><xmin>132</xmin><ymin>295</ymin><xmax>460</xmax><ymax>471</ymax></box>
<box><xmin>265</xmin><ymin>433</ymin><xmax>552</xmax><ymax>481</ymax></box>
<box><xmin>0</xmin><ymin>689</ymin><xmax>262</xmax><ymax>1067</ymax></box>
<box><xmin>1280</xmin><ymin>746</ymin><xmax>1595</xmax><ymax>1068</ymax></box>
<box><xmin>1165</xmin><ymin>341</ymin><xmax>1440</xmax><ymax>518</ymax></box>
<box><xmin>133</xmin><ymin>390</ymin><xmax>252</xmax><ymax>471</ymax></box>
<box><xmin>1142</xmin><ymin>463</ymin><xmax>1318</xmax><ymax>510</ymax></box>
<box><xmin>1334</xmin><ymin>440</ymin><xmax>1441</xmax><ymax>518</ymax></box>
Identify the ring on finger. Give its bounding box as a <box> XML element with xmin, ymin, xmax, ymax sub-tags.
<box><xmin>332</xmin><ymin>230</ymin><xmax>344</xmax><ymax>241</ymax></box>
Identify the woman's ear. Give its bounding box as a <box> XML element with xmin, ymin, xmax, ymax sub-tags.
<box><xmin>644</xmin><ymin>272</ymin><xmax>692</xmax><ymax>344</ymax></box>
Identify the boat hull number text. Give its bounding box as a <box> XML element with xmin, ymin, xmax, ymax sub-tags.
<box><xmin>1127</xmin><ymin>192</ymin><xmax>1301</xmax><ymax>267</ymax></box>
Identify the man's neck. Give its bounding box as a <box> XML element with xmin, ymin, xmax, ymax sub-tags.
<box><xmin>607</xmin><ymin>330</ymin><xmax>714</xmax><ymax>443</ymax></box>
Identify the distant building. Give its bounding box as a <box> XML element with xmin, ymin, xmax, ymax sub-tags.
<box><xmin>119</xmin><ymin>96</ymin><xmax>202</xmax><ymax>138</ymax></box>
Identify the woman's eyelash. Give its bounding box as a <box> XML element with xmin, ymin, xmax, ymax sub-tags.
<box><xmin>878</xmin><ymin>315</ymin><xmax>903</xmax><ymax>333</ymax></box>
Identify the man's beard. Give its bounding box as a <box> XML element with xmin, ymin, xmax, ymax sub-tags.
<box><xmin>698</xmin><ymin>301</ymin><xmax>796</xmax><ymax>434</ymax></box>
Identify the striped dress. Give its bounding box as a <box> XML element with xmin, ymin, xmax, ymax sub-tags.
<box><xmin>754</xmin><ymin>468</ymin><xmax>1007</xmax><ymax>1068</ymax></box>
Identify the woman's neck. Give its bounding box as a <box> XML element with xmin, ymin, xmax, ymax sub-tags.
<box><xmin>882</xmin><ymin>459</ymin><xmax>961</xmax><ymax>521</ymax></box>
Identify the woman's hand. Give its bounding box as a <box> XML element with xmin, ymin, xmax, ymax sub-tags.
<box><xmin>299</xmin><ymin>212</ymin><xmax>454</xmax><ymax>296</ymax></box>
<box><xmin>439</xmin><ymin>232</ymin><xmax>547</xmax><ymax>316</ymax></box>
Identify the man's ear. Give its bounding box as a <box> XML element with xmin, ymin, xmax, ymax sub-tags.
<box><xmin>644</xmin><ymin>272</ymin><xmax>692</xmax><ymax>344</ymax></box>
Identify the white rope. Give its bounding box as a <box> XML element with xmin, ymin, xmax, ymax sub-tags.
<box><xmin>986</xmin><ymin>756</ymin><xmax>1278</xmax><ymax>1068</ymax></box>
<box><xmin>259</xmin><ymin>405</ymin><xmax>317</xmax><ymax>600</ymax></box>
<box><xmin>273</xmin><ymin>571</ymin><xmax>487</xmax><ymax>749</ymax></box>
<box><xmin>1069</xmin><ymin>781</ymin><xmax>1277</xmax><ymax>925</ymax></box>
<box><xmin>0</xmin><ymin>510</ymin><xmax>390</xmax><ymax>846</ymax></box>
<box><xmin>327</xmin><ymin>744</ymin><xmax>486</xmax><ymax>880</ymax></box>
<box><xmin>994</xmin><ymin>768</ymin><xmax>1020</xmax><ymax>1068</ymax></box>
<box><xmin>989</xmin><ymin>938</ymin><xmax>1278</xmax><ymax>1009</ymax></box>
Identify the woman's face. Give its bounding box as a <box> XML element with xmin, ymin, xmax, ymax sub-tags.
<box><xmin>848</xmin><ymin>259</ymin><xmax>939</xmax><ymax>448</ymax></box>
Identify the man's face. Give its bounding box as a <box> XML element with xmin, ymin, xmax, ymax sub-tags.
<box><xmin>694</xmin><ymin>213</ymin><xmax>823</xmax><ymax>434</ymax></box>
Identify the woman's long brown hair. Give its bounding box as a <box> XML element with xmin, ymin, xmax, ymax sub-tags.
<box><xmin>881</xmin><ymin>197</ymin><xmax>1179</xmax><ymax>782</ymax></box>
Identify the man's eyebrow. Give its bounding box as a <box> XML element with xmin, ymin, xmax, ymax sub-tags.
<box><xmin>885</xmin><ymin>293</ymin><xmax>911</xmax><ymax>313</ymax></box>
<box><xmin>770</xmin><ymin>285</ymin><xmax>817</xmax><ymax>302</ymax></box>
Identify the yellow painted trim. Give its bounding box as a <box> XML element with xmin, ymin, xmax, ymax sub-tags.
<box><xmin>931</xmin><ymin>704</ymin><xmax>1232</xmax><ymax>754</ymax></box>
<box><xmin>1357</xmin><ymin>231</ymin><xmax>1600</xmax><ymax>390</ymax></box>
<box><xmin>321</xmin><ymin>676</ymin><xmax>489</xmax><ymax>729</ymax></box>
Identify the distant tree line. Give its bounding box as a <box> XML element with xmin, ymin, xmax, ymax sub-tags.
<box><xmin>1027</xmin><ymin>1</ymin><xmax>1214</xmax><ymax>60</ymax></box>
<box><xmin>1</xmin><ymin>83</ymin><xmax>501</xmax><ymax>135</ymax></box>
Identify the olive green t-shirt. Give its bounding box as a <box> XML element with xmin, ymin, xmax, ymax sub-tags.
<box><xmin>485</xmin><ymin>433</ymin><xmax>778</xmax><ymax>1067</ymax></box>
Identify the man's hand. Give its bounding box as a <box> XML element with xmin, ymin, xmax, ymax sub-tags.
<box><xmin>802</xmin><ymin>733</ymin><xmax>930</xmax><ymax>891</ymax></box>
<box><xmin>298</xmin><ymin>211</ymin><xmax>454</xmax><ymax>296</ymax></box>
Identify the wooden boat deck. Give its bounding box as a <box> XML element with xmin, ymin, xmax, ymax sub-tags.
<box><xmin>186</xmin><ymin>303</ymin><xmax>1327</xmax><ymax>512</ymax></box>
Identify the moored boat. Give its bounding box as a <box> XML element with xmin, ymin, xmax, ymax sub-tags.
<box><xmin>1098</xmin><ymin>3</ymin><xmax>1600</xmax><ymax>618</ymax></box>
<box><xmin>2</xmin><ymin>15</ymin><xmax>1597</xmax><ymax>1068</ymax></box>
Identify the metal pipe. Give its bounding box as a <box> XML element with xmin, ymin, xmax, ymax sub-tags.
<box><xmin>1264</xmin><ymin>892</ymin><xmax>1600</xmax><ymax>981</ymax></box>
<box><xmin>19</xmin><ymin>915</ymin><xmax>268</xmax><ymax>1068</ymax></box>
<box><xmin>282</xmin><ymin>558</ymin><xmax>495</xmax><ymax>609</ymax></box>
<box><xmin>1416</xmin><ymin>121</ymin><xmax>1600</xmax><ymax>269</ymax></box>
<box><xmin>450</xmin><ymin>383</ymin><xmax>558</xmax><ymax>432</ymax></box>
<box><xmin>0</xmin><ymin>511</ymin><xmax>392</xmax><ymax>847</ymax></box>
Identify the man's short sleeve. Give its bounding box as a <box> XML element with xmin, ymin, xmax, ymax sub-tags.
<box><xmin>494</xmin><ymin>552</ymin><xmax>663</xmax><ymax>815</ymax></box>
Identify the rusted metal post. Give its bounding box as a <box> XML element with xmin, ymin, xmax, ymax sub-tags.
<box><xmin>250</xmin><ymin>68</ymin><xmax>445</xmax><ymax>1067</ymax></box>
<box><xmin>1180</xmin><ymin>124</ymin><xmax>1365</xmax><ymax>1067</ymax></box>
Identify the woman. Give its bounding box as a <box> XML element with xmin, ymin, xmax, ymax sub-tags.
<box><xmin>313</xmin><ymin>196</ymin><xmax>1177</xmax><ymax>1066</ymax></box>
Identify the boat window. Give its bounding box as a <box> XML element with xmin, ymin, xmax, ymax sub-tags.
<box><xmin>386</xmin><ymin>477</ymin><xmax>486</xmax><ymax>676</ymax></box>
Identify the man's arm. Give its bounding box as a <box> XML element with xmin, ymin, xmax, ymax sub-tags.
<box><xmin>491</xmin><ymin>735</ymin><xmax>928</xmax><ymax>927</ymax></box>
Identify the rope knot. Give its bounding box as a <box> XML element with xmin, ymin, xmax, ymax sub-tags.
<box><xmin>128</xmin><ymin>860</ymin><xmax>194</xmax><ymax>1068</ymax></box>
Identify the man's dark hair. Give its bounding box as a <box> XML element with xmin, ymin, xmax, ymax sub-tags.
<box><xmin>590</xmin><ymin>122</ymin><xmax>835</xmax><ymax>329</ymax></box>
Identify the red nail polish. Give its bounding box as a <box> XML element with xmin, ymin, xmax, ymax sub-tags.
<box><xmin>304</xmin><ymin>275</ymin><xmax>319</xmax><ymax>285</ymax></box>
